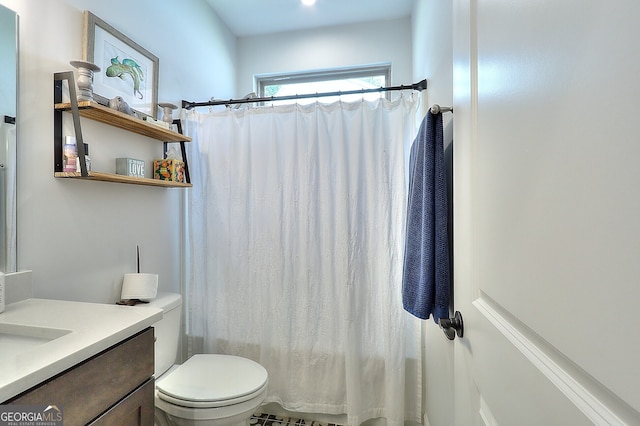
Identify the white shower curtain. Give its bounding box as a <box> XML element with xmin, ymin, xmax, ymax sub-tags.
<box><xmin>185</xmin><ymin>96</ymin><xmax>423</xmax><ymax>426</ymax></box>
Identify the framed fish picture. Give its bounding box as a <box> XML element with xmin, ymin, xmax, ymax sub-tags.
<box><xmin>82</xmin><ymin>11</ymin><xmax>159</xmax><ymax>117</ymax></box>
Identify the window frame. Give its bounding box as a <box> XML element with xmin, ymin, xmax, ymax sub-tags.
<box><xmin>255</xmin><ymin>64</ymin><xmax>392</xmax><ymax>101</ymax></box>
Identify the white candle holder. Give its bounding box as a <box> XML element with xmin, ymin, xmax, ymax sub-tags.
<box><xmin>70</xmin><ymin>60</ymin><xmax>101</xmax><ymax>102</ymax></box>
<box><xmin>159</xmin><ymin>103</ymin><xmax>178</xmax><ymax>124</ymax></box>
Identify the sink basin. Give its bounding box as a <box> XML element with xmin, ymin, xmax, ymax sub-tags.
<box><xmin>0</xmin><ymin>323</ymin><xmax>72</xmax><ymax>360</ymax></box>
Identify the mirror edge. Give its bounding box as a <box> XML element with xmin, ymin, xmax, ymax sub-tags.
<box><xmin>0</xmin><ymin>5</ymin><xmax>18</xmax><ymax>273</ymax></box>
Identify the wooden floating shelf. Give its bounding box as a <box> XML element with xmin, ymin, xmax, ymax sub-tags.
<box><xmin>54</xmin><ymin>101</ymin><xmax>191</xmax><ymax>143</ymax></box>
<box><xmin>55</xmin><ymin>171</ymin><xmax>192</xmax><ymax>188</ymax></box>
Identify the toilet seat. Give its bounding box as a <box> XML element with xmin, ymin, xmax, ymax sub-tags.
<box><xmin>156</xmin><ymin>354</ymin><xmax>269</xmax><ymax>409</ymax></box>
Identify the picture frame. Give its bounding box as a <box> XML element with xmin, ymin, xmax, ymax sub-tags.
<box><xmin>82</xmin><ymin>11</ymin><xmax>159</xmax><ymax>117</ymax></box>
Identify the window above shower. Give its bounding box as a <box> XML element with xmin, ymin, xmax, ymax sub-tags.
<box><xmin>255</xmin><ymin>64</ymin><xmax>391</xmax><ymax>105</ymax></box>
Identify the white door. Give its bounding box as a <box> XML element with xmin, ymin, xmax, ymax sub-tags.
<box><xmin>451</xmin><ymin>0</ymin><xmax>640</xmax><ymax>424</ymax></box>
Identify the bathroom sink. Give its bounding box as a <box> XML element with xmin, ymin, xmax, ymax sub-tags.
<box><xmin>0</xmin><ymin>323</ymin><xmax>72</xmax><ymax>360</ymax></box>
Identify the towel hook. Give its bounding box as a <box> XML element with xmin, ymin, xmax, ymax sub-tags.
<box><xmin>439</xmin><ymin>311</ymin><xmax>464</xmax><ymax>340</ymax></box>
<box><xmin>431</xmin><ymin>104</ymin><xmax>453</xmax><ymax>115</ymax></box>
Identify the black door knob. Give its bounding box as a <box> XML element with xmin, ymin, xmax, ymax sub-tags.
<box><xmin>439</xmin><ymin>311</ymin><xmax>464</xmax><ymax>340</ymax></box>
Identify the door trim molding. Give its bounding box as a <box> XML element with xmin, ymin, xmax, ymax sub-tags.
<box><xmin>473</xmin><ymin>297</ymin><xmax>626</xmax><ymax>425</ymax></box>
<box><xmin>479</xmin><ymin>396</ymin><xmax>498</xmax><ymax>426</ymax></box>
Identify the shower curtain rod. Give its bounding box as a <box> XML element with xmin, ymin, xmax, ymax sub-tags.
<box><xmin>181</xmin><ymin>79</ymin><xmax>427</xmax><ymax>110</ymax></box>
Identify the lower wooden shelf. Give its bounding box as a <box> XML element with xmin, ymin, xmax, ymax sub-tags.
<box><xmin>55</xmin><ymin>171</ymin><xmax>192</xmax><ymax>188</ymax></box>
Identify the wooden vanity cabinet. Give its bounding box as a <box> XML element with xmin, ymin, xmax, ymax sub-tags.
<box><xmin>6</xmin><ymin>327</ymin><xmax>155</xmax><ymax>425</ymax></box>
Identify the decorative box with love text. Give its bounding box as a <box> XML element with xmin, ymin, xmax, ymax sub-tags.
<box><xmin>115</xmin><ymin>158</ymin><xmax>145</xmax><ymax>178</ymax></box>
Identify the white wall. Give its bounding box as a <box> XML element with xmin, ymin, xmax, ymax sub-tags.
<box><xmin>236</xmin><ymin>17</ymin><xmax>413</xmax><ymax>96</ymax></box>
<box><xmin>412</xmin><ymin>1</ymin><xmax>454</xmax><ymax>426</ymax></box>
<box><xmin>0</xmin><ymin>0</ymin><xmax>236</xmax><ymax>302</ymax></box>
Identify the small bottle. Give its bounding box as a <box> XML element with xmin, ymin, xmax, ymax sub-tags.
<box><xmin>63</xmin><ymin>136</ymin><xmax>78</xmax><ymax>172</ymax></box>
<box><xmin>79</xmin><ymin>143</ymin><xmax>91</xmax><ymax>172</ymax></box>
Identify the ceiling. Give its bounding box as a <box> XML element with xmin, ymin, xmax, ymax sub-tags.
<box><xmin>206</xmin><ymin>0</ymin><xmax>416</xmax><ymax>37</ymax></box>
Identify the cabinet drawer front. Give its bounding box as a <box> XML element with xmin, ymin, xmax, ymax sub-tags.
<box><xmin>8</xmin><ymin>327</ymin><xmax>154</xmax><ymax>425</ymax></box>
<box><xmin>89</xmin><ymin>379</ymin><xmax>154</xmax><ymax>426</ymax></box>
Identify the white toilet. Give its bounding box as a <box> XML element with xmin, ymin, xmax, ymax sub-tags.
<box><xmin>142</xmin><ymin>293</ymin><xmax>269</xmax><ymax>426</ymax></box>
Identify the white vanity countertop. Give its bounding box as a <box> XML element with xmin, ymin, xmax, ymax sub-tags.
<box><xmin>0</xmin><ymin>298</ymin><xmax>162</xmax><ymax>402</ymax></box>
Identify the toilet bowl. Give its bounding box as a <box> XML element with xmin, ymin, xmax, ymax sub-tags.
<box><xmin>141</xmin><ymin>293</ymin><xmax>268</xmax><ymax>426</ymax></box>
<box><xmin>155</xmin><ymin>354</ymin><xmax>268</xmax><ymax>426</ymax></box>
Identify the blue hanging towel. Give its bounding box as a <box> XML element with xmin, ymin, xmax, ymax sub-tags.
<box><xmin>402</xmin><ymin>110</ymin><xmax>450</xmax><ymax>322</ymax></box>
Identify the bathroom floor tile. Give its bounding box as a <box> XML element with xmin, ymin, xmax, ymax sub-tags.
<box><xmin>249</xmin><ymin>415</ymin><xmax>265</xmax><ymax>426</ymax></box>
<box><xmin>250</xmin><ymin>412</ymin><xmax>342</xmax><ymax>426</ymax></box>
<box><xmin>265</xmin><ymin>414</ymin><xmax>299</xmax><ymax>425</ymax></box>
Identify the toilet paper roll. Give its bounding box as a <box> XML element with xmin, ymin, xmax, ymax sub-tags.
<box><xmin>121</xmin><ymin>273</ymin><xmax>158</xmax><ymax>301</ymax></box>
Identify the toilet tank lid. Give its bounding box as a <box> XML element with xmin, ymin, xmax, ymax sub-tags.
<box><xmin>140</xmin><ymin>292</ymin><xmax>182</xmax><ymax>312</ymax></box>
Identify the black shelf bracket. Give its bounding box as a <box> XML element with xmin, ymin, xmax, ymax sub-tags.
<box><xmin>53</xmin><ymin>71</ymin><xmax>88</xmax><ymax>177</ymax></box>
